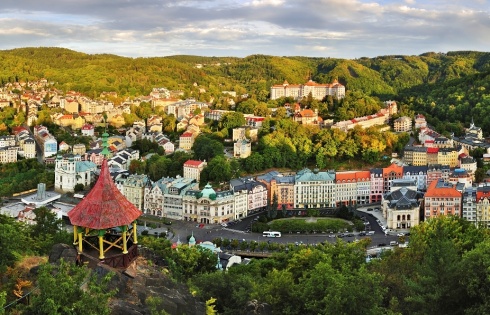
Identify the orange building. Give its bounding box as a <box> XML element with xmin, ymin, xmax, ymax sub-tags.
<box><xmin>424</xmin><ymin>180</ymin><xmax>462</xmax><ymax>219</ymax></box>
<box><xmin>336</xmin><ymin>171</ymin><xmax>371</xmax><ymax>206</ymax></box>
<box><xmin>382</xmin><ymin>163</ymin><xmax>403</xmax><ymax>193</ymax></box>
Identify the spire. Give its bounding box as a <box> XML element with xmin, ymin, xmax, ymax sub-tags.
<box><xmin>101</xmin><ymin>132</ymin><xmax>110</xmax><ymax>157</ymax></box>
<box><xmin>189</xmin><ymin>231</ymin><xmax>196</xmax><ymax>247</ymax></box>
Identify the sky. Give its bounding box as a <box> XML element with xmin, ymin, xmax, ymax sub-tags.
<box><xmin>0</xmin><ymin>0</ymin><xmax>489</xmax><ymax>59</ymax></box>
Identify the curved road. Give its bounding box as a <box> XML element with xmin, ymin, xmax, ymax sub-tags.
<box><xmin>150</xmin><ymin>213</ymin><xmax>403</xmax><ymax>247</ymax></box>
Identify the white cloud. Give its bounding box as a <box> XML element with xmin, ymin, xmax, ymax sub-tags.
<box><xmin>0</xmin><ymin>0</ymin><xmax>488</xmax><ymax>58</ymax></box>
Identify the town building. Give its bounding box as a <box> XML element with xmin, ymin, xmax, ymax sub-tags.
<box><xmin>183</xmin><ymin>184</ymin><xmax>235</xmax><ymax>224</ymax></box>
<box><xmin>72</xmin><ymin>143</ymin><xmax>86</xmax><ymax>155</ymax></box>
<box><xmin>34</xmin><ymin>125</ymin><xmax>58</xmax><ymax>158</ymax></box>
<box><xmin>292</xmin><ymin>104</ymin><xmax>323</xmax><ymax>126</ymax></box>
<box><xmin>414</xmin><ymin>114</ymin><xmax>427</xmax><ymax>129</ymax></box>
<box><xmin>0</xmin><ymin>146</ymin><xmax>18</xmax><ymax>163</ymax></box>
<box><xmin>163</xmin><ymin>177</ymin><xmax>198</xmax><ymax>220</ymax></box>
<box><xmin>144</xmin><ymin>177</ymin><xmax>175</xmax><ymax>217</ymax></box>
<box><xmin>462</xmin><ymin>186</ymin><xmax>477</xmax><ymax>226</ymax></box>
<box><xmin>424</xmin><ymin>180</ymin><xmax>462</xmax><ymax>219</ymax></box>
<box><xmin>448</xmin><ymin>168</ymin><xmax>473</xmax><ymax>188</ymax></box>
<box><xmin>232</xmin><ymin>127</ymin><xmax>258</xmax><ymax>143</ymax></box>
<box><xmin>393</xmin><ymin>116</ymin><xmax>412</xmax><ymax>132</ymax></box>
<box><xmin>179</xmin><ymin>132</ymin><xmax>196</xmax><ymax>150</ymax></box>
<box><xmin>370</xmin><ymin>168</ymin><xmax>384</xmax><ymax>203</ymax></box>
<box><xmin>270</xmin><ymin>79</ymin><xmax>345</xmax><ymax>100</ymax></box>
<box><xmin>118</xmin><ymin>174</ymin><xmax>149</xmax><ymax>211</ymax></box>
<box><xmin>382</xmin><ymin>163</ymin><xmax>404</xmax><ymax>194</ymax></box>
<box><xmin>54</xmin><ymin>154</ymin><xmax>97</xmax><ymax>193</ymax></box>
<box><xmin>402</xmin><ymin>166</ymin><xmax>428</xmax><ymax>191</ymax></box>
<box><xmin>234</xmin><ymin>139</ymin><xmax>252</xmax><ymax>158</ymax></box>
<box><xmin>335</xmin><ymin>171</ymin><xmax>371</xmax><ymax>206</ymax></box>
<box><xmin>183</xmin><ymin>160</ymin><xmax>207</xmax><ymax>182</ymax></box>
<box><xmin>475</xmin><ymin>185</ymin><xmax>490</xmax><ymax>228</ymax></box>
<box><xmin>382</xmin><ymin>179</ymin><xmax>422</xmax><ymax>229</ymax></box>
<box><xmin>294</xmin><ymin>168</ymin><xmax>336</xmax><ymax>209</ymax></box>
<box><xmin>230</xmin><ymin>178</ymin><xmax>268</xmax><ymax>214</ymax></box>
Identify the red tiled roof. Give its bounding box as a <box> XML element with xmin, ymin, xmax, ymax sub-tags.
<box><xmin>68</xmin><ymin>159</ymin><xmax>141</xmax><ymax>229</ymax></box>
<box><xmin>184</xmin><ymin>160</ymin><xmax>205</xmax><ymax>167</ymax></box>
<box><xmin>427</xmin><ymin>147</ymin><xmax>439</xmax><ymax>153</ymax></box>
<box><xmin>425</xmin><ymin>180</ymin><xmax>461</xmax><ymax>198</ymax></box>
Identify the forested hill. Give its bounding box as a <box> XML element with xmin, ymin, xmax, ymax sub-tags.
<box><xmin>0</xmin><ymin>47</ymin><xmax>488</xmax><ymax>98</ymax></box>
<box><xmin>2</xmin><ymin>47</ymin><xmax>490</xmax><ymax>133</ymax></box>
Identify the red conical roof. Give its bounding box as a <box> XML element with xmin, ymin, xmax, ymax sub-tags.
<box><xmin>68</xmin><ymin>159</ymin><xmax>142</xmax><ymax>230</ymax></box>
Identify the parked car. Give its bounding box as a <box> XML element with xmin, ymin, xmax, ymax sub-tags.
<box><xmin>367</xmin><ymin>231</ymin><xmax>375</xmax><ymax>235</ymax></box>
<box><xmin>378</xmin><ymin>243</ymin><xmax>387</xmax><ymax>247</ymax></box>
<box><xmin>358</xmin><ymin>232</ymin><xmax>366</xmax><ymax>236</ymax></box>
<box><xmin>397</xmin><ymin>232</ymin><xmax>405</xmax><ymax>237</ymax></box>
<box><xmin>390</xmin><ymin>241</ymin><xmax>398</xmax><ymax>246</ymax></box>
<box><xmin>367</xmin><ymin>208</ymin><xmax>373</xmax><ymax>211</ymax></box>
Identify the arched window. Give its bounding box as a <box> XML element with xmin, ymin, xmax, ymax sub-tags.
<box><xmin>407</xmin><ymin>214</ymin><xmax>411</xmax><ymax>220</ymax></box>
<box><xmin>397</xmin><ymin>215</ymin><xmax>401</xmax><ymax>221</ymax></box>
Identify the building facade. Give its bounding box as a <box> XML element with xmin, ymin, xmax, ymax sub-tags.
<box><xmin>424</xmin><ymin>180</ymin><xmax>462</xmax><ymax>219</ymax></box>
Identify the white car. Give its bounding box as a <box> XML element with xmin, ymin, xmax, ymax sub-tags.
<box><xmin>367</xmin><ymin>231</ymin><xmax>375</xmax><ymax>235</ymax></box>
<box><xmin>221</xmin><ymin>223</ymin><xmax>228</xmax><ymax>227</ymax></box>
<box><xmin>397</xmin><ymin>232</ymin><xmax>405</xmax><ymax>237</ymax></box>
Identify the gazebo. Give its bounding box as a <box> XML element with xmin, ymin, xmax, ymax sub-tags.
<box><xmin>68</xmin><ymin>158</ymin><xmax>142</xmax><ymax>268</ymax></box>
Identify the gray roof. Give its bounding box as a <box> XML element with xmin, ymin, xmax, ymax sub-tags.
<box><xmin>230</xmin><ymin>178</ymin><xmax>267</xmax><ymax>192</ymax></box>
<box><xmin>256</xmin><ymin>171</ymin><xmax>280</xmax><ymax>183</ymax></box>
<box><xmin>403</xmin><ymin>165</ymin><xmax>428</xmax><ymax>174</ymax></box>
<box><xmin>384</xmin><ymin>187</ymin><xmax>422</xmax><ymax>210</ymax></box>
<box><xmin>295</xmin><ymin>168</ymin><xmax>335</xmax><ymax>182</ymax></box>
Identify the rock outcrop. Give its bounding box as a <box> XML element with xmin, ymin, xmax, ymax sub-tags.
<box><xmin>48</xmin><ymin>244</ymin><xmax>205</xmax><ymax>315</ymax></box>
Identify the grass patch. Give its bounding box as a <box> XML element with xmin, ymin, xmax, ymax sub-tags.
<box><xmin>269</xmin><ymin>218</ymin><xmax>351</xmax><ymax>233</ymax></box>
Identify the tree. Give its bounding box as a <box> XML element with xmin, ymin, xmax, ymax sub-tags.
<box><xmin>74</xmin><ymin>183</ymin><xmax>84</xmax><ymax>192</ymax></box>
<box><xmin>129</xmin><ymin>159</ymin><xmax>146</xmax><ymax>175</ymax></box>
<box><xmin>163</xmin><ymin>114</ymin><xmax>177</xmax><ymax>133</ymax></box>
<box><xmin>192</xmin><ymin>135</ymin><xmax>224</xmax><ymax>162</ymax></box>
<box><xmin>219</xmin><ymin>112</ymin><xmax>246</xmax><ymax>129</ymax></box>
<box><xmin>201</xmin><ymin>156</ymin><xmax>232</xmax><ymax>184</ymax></box>
<box><xmin>24</xmin><ymin>260</ymin><xmax>116</xmax><ymax>315</ymax></box>
<box><xmin>274</xmin><ymin>107</ymin><xmax>288</xmax><ymax>119</ymax></box>
<box><xmin>254</xmin><ymin>102</ymin><xmax>270</xmax><ymax>117</ymax></box>
<box><xmin>0</xmin><ymin>215</ymin><xmax>30</xmax><ymax>272</ymax></box>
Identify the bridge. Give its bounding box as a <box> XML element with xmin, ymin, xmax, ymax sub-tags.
<box><xmin>225</xmin><ymin>250</ymin><xmax>273</xmax><ymax>258</ymax></box>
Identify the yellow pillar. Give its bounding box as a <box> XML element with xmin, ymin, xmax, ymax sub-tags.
<box><xmin>98</xmin><ymin>236</ymin><xmax>105</xmax><ymax>259</ymax></box>
<box><xmin>78</xmin><ymin>232</ymin><xmax>83</xmax><ymax>253</ymax></box>
<box><xmin>73</xmin><ymin>225</ymin><xmax>78</xmax><ymax>245</ymax></box>
<box><xmin>132</xmin><ymin>222</ymin><xmax>138</xmax><ymax>244</ymax></box>
<box><xmin>122</xmin><ymin>226</ymin><xmax>128</xmax><ymax>254</ymax></box>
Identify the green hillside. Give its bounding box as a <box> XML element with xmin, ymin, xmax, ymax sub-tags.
<box><xmin>1</xmin><ymin>47</ymin><xmax>490</xmax><ymax>133</ymax></box>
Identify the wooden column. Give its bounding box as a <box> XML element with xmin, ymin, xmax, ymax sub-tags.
<box><xmin>98</xmin><ymin>230</ymin><xmax>105</xmax><ymax>259</ymax></box>
<box><xmin>132</xmin><ymin>222</ymin><xmax>138</xmax><ymax>244</ymax></box>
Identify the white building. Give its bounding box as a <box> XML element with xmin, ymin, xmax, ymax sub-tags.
<box><xmin>270</xmin><ymin>79</ymin><xmax>345</xmax><ymax>100</ymax></box>
<box><xmin>233</xmin><ymin>139</ymin><xmax>251</xmax><ymax>159</ymax></box>
<box><xmin>183</xmin><ymin>184</ymin><xmax>235</xmax><ymax>224</ymax></box>
<box><xmin>183</xmin><ymin>160</ymin><xmax>207</xmax><ymax>182</ymax></box>
<box><xmin>294</xmin><ymin>168</ymin><xmax>336</xmax><ymax>209</ymax></box>
<box><xmin>54</xmin><ymin>154</ymin><xmax>97</xmax><ymax>193</ymax></box>
<box><xmin>230</xmin><ymin>178</ymin><xmax>268</xmax><ymax>214</ymax></box>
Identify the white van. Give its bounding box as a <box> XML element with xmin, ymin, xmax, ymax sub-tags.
<box><xmin>390</xmin><ymin>241</ymin><xmax>398</xmax><ymax>246</ymax></box>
